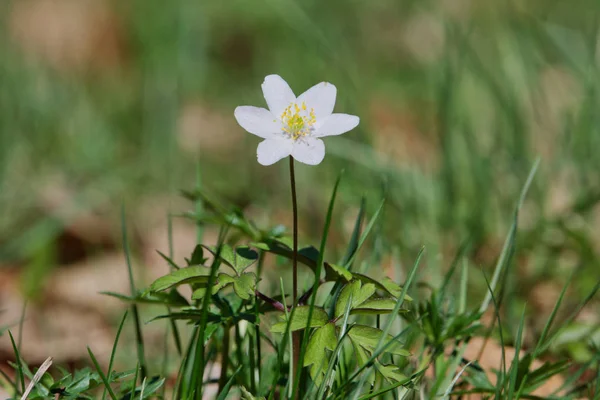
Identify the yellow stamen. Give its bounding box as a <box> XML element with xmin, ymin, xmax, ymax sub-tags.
<box><xmin>280</xmin><ymin>101</ymin><xmax>316</xmax><ymax>140</ymax></box>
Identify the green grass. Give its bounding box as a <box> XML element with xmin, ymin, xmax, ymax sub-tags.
<box><xmin>3</xmin><ymin>164</ymin><xmax>598</xmax><ymax>398</ymax></box>
<box><xmin>1</xmin><ymin>0</ymin><xmax>600</xmax><ymax>398</ymax></box>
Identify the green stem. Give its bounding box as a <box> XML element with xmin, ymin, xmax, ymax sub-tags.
<box><xmin>289</xmin><ymin>156</ymin><xmax>298</xmax><ymax>305</ymax></box>
<box><xmin>217</xmin><ymin>323</ymin><xmax>231</xmax><ymax>392</ymax></box>
<box><xmin>289</xmin><ymin>156</ymin><xmax>301</xmax><ymax>398</ymax></box>
<box><xmin>255</xmin><ymin>253</ymin><xmax>265</xmax><ymax>387</ymax></box>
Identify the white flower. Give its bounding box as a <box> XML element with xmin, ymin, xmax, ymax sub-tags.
<box><xmin>234</xmin><ymin>74</ymin><xmax>360</xmax><ymax>166</ymax></box>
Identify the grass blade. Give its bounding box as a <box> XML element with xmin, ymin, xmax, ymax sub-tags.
<box><xmin>87</xmin><ymin>346</ymin><xmax>118</xmax><ymax>400</ymax></box>
<box><xmin>345</xmin><ymin>198</ymin><xmax>385</xmax><ymax>269</ymax></box>
<box><xmin>102</xmin><ymin>311</ymin><xmax>128</xmax><ymax>400</ymax></box>
<box><xmin>131</xmin><ymin>362</ymin><xmax>140</xmax><ymax>399</ymax></box>
<box><xmin>166</xmin><ymin>213</ymin><xmax>183</xmax><ymax>359</ymax></box>
<box><xmin>216</xmin><ymin>365</ymin><xmax>243</xmax><ymax>400</ymax></box>
<box><xmin>507</xmin><ymin>306</ymin><xmax>527</xmax><ymax>399</ymax></box>
<box><xmin>342</xmin><ymin>196</ymin><xmax>366</xmax><ymax>265</ymax></box>
<box><xmin>196</xmin><ymin>225</ymin><xmax>229</xmax><ymax>399</ymax></box>
<box><xmin>8</xmin><ymin>331</ymin><xmax>25</xmax><ymax>396</ymax></box>
<box><xmin>121</xmin><ymin>206</ymin><xmax>147</xmax><ymax>381</ymax></box>
<box><xmin>459</xmin><ymin>258</ymin><xmax>469</xmax><ymax>314</ymax></box>
<box><xmin>479</xmin><ymin>158</ymin><xmax>539</xmax><ymax>314</ymax></box>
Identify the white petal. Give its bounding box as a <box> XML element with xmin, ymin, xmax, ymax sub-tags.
<box><xmin>261</xmin><ymin>75</ymin><xmax>296</xmax><ymax>117</ymax></box>
<box><xmin>313</xmin><ymin>113</ymin><xmax>360</xmax><ymax>137</ymax></box>
<box><xmin>291</xmin><ymin>138</ymin><xmax>325</xmax><ymax>165</ymax></box>
<box><xmin>234</xmin><ymin>106</ymin><xmax>280</xmax><ymax>138</ymax></box>
<box><xmin>297</xmin><ymin>81</ymin><xmax>337</xmax><ymax>120</ymax></box>
<box><xmin>257</xmin><ymin>138</ymin><xmax>293</xmax><ymax>166</ymax></box>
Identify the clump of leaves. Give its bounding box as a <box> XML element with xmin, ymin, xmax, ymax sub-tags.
<box><xmin>4</xmin><ymin>164</ymin><xmax>599</xmax><ymax>399</ymax></box>
<box><xmin>101</xmin><ymin>182</ymin><xmax>417</xmax><ymax>398</ymax></box>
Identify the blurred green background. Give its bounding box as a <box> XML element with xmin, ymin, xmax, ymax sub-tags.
<box><xmin>0</xmin><ymin>0</ymin><xmax>599</xmax><ymax>365</ymax></box>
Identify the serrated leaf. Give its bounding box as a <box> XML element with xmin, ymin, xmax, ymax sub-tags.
<box><xmin>148</xmin><ymin>266</ymin><xmax>211</xmax><ymax>292</ymax></box>
<box><xmin>304</xmin><ymin>323</ymin><xmax>337</xmax><ymax>385</ymax></box>
<box><xmin>348</xmin><ymin>325</ymin><xmax>410</xmax><ymax>357</ymax></box>
<box><xmin>354</xmin><ymin>273</ymin><xmax>413</xmax><ymax>301</ymax></box>
<box><xmin>270</xmin><ymin>306</ymin><xmax>329</xmax><ymax>333</ymax></box>
<box><xmin>190</xmin><ymin>244</ymin><xmax>206</xmax><ymax>265</ymax></box>
<box><xmin>351</xmin><ymin>339</ymin><xmax>375</xmax><ymax>384</ymax></box>
<box><xmin>324</xmin><ymin>262</ymin><xmax>353</xmax><ymax>282</ymax></box>
<box><xmin>233</xmin><ymin>272</ymin><xmax>256</xmax><ymax>300</ymax></box>
<box><xmin>248</xmin><ymin>240</ymin><xmax>317</xmax><ymax>273</ymax></box>
<box><xmin>335</xmin><ymin>281</ymin><xmax>376</xmax><ymax>318</ymax></box>
<box><xmin>204</xmin><ymin>245</ymin><xmax>258</xmax><ymax>275</ymax></box>
<box><xmin>234</xmin><ymin>247</ymin><xmax>259</xmax><ymax>273</ymax></box>
<box><xmin>191</xmin><ymin>273</ymin><xmax>236</xmax><ymax>299</ymax></box>
<box><xmin>64</xmin><ymin>371</ymin><xmax>95</xmax><ymax>393</ymax></box>
<box><xmin>351</xmin><ymin>298</ymin><xmax>408</xmax><ymax>315</ymax></box>
<box><xmin>464</xmin><ymin>363</ymin><xmax>494</xmax><ymax>390</ymax></box>
<box><xmin>204</xmin><ymin>244</ymin><xmax>235</xmax><ymax>270</ymax></box>
<box><xmin>376</xmin><ymin>362</ymin><xmax>408</xmax><ymax>383</ymax></box>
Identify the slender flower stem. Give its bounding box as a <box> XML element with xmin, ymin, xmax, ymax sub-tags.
<box><xmin>289</xmin><ymin>156</ymin><xmax>301</xmax><ymax>397</ymax></box>
<box><xmin>289</xmin><ymin>156</ymin><xmax>298</xmax><ymax>305</ymax></box>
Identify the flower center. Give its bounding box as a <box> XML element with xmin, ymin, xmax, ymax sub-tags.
<box><xmin>280</xmin><ymin>102</ymin><xmax>316</xmax><ymax>140</ymax></box>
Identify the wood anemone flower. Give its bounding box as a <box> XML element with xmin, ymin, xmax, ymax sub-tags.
<box><xmin>234</xmin><ymin>74</ymin><xmax>360</xmax><ymax>166</ymax></box>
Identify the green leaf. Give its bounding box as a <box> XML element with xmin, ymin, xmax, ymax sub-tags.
<box><xmin>240</xmin><ymin>385</ymin><xmax>266</xmax><ymax>400</ymax></box>
<box><xmin>148</xmin><ymin>266</ymin><xmax>211</xmax><ymax>292</ymax></box>
<box><xmin>335</xmin><ymin>281</ymin><xmax>376</xmax><ymax>318</ymax></box>
<box><xmin>190</xmin><ymin>245</ymin><xmax>206</xmax><ymax>265</ymax></box>
<box><xmin>376</xmin><ymin>362</ymin><xmax>408</xmax><ymax>383</ymax></box>
<box><xmin>354</xmin><ymin>273</ymin><xmax>413</xmax><ymax>301</ymax></box>
<box><xmin>204</xmin><ymin>245</ymin><xmax>258</xmax><ymax>275</ymax></box>
<box><xmin>348</xmin><ymin>325</ymin><xmax>410</xmax><ymax>357</ymax></box>
<box><xmin>351</xmin><ymin>298</ymin><xmax>408</xmax><ymax>315</ymax></box>
<box><xmin>351</xmin><ymin>339</ymin><xmax>375</xmax><ymax>384</ymax></box>
<box><xmin>298</xmin><ymin>246</ymin><xmax>319</xmax><ymax>263</ymax></box>
<box><xmin>233</xmin><ymin>272</ymin><xmax>257</xmax><ymax>300</ymax></box>
<box><xmin>149</xmin><ymin>309</ymin><xmax>222</xmax><ymax>324</ymax></box>
<box><xmin>324</xmin><ymin>262</ymin><xmax>353</xmax><ymax>282</ymax></box>
<box><xmin>524</xmin><ymin>360</ymin><xmax>570</xmax><ymax>390</ymax></box>
<box><xmin>233</xmin><ymin>246</ymin><xmax>259</xmax><ymax>274</ymax></box>
<box><xmin>204</xmin><ymin>244</ymin><xmax>235</xmax><ymax>270</ymax></box>
<box><xmin>270</xmin><ymin>306</ymin><xmax>329</xmax><ymax>333</ymax></box>
<box><xmin>277</xmin><ymin>236</ymin><xmax>293</xmax><ymax>249</ymax></box>
<box><xmin>101</xmin><ymin>290</ymin><xmax>189</xmax><ymax>307</ymax></box>
<box><xmin>304</xmin><ymin>323</ymin><xmax>337</xmax><ymax>385</ymax></box>
<box><xmin>216</xmin><ymin>366</ymin><xmax>243</xmax><ymax>400</ymax></box>
<box><xmin>137</xmin><ymin>377</ymin><xmax>165</xmax><ymax>398</ymax></box>
<box><xmin>191</xmin><ymin>273</ymin><xmax>236</xmax><ymax>299</ymax></box>
<box><xmin>464</xmin><ymin>364</ymin><xmax>495</xmax><ymax>390</ymax></box>
<box><xmin>249</xmin><ymin>240</ymin><xmax>317</xmax><ymax>273</ymax></box>
<box><xmin>156</xmin><ymin>250</ymin><xmax>180</xmax><ymax>270</ymax></box>
<box><xmin>203</xmin><ymin>324</ymin><xmax>220</xmax><ymax>346</ymax></box>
